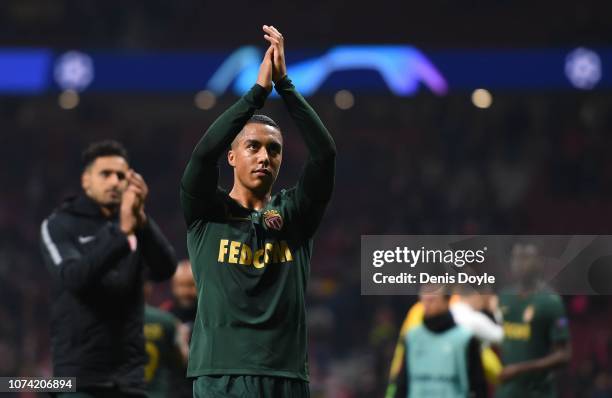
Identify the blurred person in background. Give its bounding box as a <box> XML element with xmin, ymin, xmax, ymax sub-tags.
<box><xmin>496</xmin><ymin>243</ymin><xmax>571</xmax><ymax>398</ymax></box>
<box><xmin>159</xmin><ymin>259</ymin><xmax>196</xmax><ymax>398</ymax></box>
<box><xmin>40</xmin><ymin>140</ymin><xmax>177</xmax><ymax>397</ymax></box>
<box><xmin>180</xmin><ymin>25</ymin><xmax>336</xmax><ymax>397</ymax></box>
<box><xmin>452</xmin><ymin>285</ymin><xmax>503</xmax><ymax>346</ymax></box>
<box><xmin>452</xmin><ymin>285</ymin><xmax>504</xmax><ymax>390</ymax></box>
<box><xmin>387</xmin><ymin>284</ymin><xmax>487</xmax><ymax>398</ymax></box>
<box><xmin>160</xmin><ymin>259</ymin><xmax>197</xmax><ymax>331</ymax></box>
<box><xmin>143</xmin><ymin>282</ymin><xmax>189</xmax><ymax>398</ymax></box>
<box><xmin>387</xmin><ymin>285</ymin><xmax>503</xmax><ymax>397</ymax></box>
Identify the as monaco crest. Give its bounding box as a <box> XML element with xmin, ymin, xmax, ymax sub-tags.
<box><xmin>263</xmin><ymin>209</ymin><xmax>283</xmax><ymax>231</ymax></box>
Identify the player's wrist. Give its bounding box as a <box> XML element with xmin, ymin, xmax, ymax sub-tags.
<box><xmin>273</xmin><ymin>75</ymin><xmax>292</xmax><ymax>92</ymax></box>
<box><xmin>255</xmin><ymin>80</ymin><xmax>272</xmax><ymax>91</ymax></box>
<box><xmin>119</xmin><ymin>219</ymin><xmax>136</xmax><ymax>235</ymax></box>
<box><xmin>272</xmin><ymin>71</ymin><xmax>287</xmax><ymax>83</ymax></box>
<box><xmin>511</xmin><ymin>362</ymin><xmax>530</xmax><ymax>376</ymax></box>
<box><xmin>248</xmin><ymin>84</ymin><xmax>271</xmax><ymax>108</ymax></box>
<box><xmin>120</xmin><ymin>227</ymin><xmax>134</xmax><ymax>236</ymax></box>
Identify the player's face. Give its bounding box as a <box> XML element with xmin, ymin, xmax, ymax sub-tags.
<box><xmin>81</xmin><ymin>156</ymin><xmax>129</xmax><ymax>208</ymax></box>
<box><xmin>228</xmin><ymin>123</ymin><xmax>282</xmax><ymax>194</ymax></box>
<box><xmin>420</xmin><ymin>293</ymin><xmax>450</xmax><ymax>317</ymax></box>
<box><xmin>511</xmin><ymin>243</ymin><xmax>540</xmax><ymax>280</ymax></box>
<box><xmin>173</xmin><ymin>264</ymin><xmax>197</xmax><ymax>308</ymax></box>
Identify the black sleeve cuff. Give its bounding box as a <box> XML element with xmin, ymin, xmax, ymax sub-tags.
<box><xmin>274</xmin><ymin>75</ymin><xmax>294</xmax><ymax>92</ymax></box>
<box><xmin>135</xmin><ymin>217</ymin><xmax>156</xmax><ymax>241</ymax></box>
<box><xmin>246</xmin><ymin>84</ymin><xmax>270</xmax><ymax>108</ymax></box>
<box><xmin>106</xmin><ymin>223</ymin><xmax>131</xmax><ymax>252</ymax></box>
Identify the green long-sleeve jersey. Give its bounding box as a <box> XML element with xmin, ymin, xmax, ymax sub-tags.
<box><xmin>144</xmin><ymin>305</ymin><xmax>182</xmax><ymax>398</ymax></box>
<box><xmin>180</xmin><ymin>76</ymin><xmax>336</xmax><ymax>381</ymax></box>
<box><xmin>496</xmin><ymin>292</ymin><xmax>569</xmax><ymax>398</ymax></box>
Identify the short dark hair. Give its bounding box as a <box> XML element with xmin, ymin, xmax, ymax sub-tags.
<box><xmin>248</xmin><ymin>114</ymin><xmax>280</xmax><ymax>130</ymax></box>
<box><xmin>230</xmin><ymin>114</ymin><xmax>282</xmax><ymax>149</ymax></box>
<box><xmin>82</xmin><ymin>140</ymin><xmax>129</xmax><ymax>169</ymax></box>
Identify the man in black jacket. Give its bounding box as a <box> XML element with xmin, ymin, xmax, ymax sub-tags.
<box><xmin>40</xmin><ymin>140</ymin><xmax>177</xmax><ymax>397</ymax></box>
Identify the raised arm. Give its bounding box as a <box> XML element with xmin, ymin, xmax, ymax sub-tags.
<box><xmin>180</xmin><ymin>48</ymin><xmax>274</xmax><ymax>226</ymax></box>
<box><xmin>265</xmin><ymin>25</ymin><xmax>337</xmax><ymax>237</ymax></box>
<box><xmin>137</xmin><ymin>218</ymin><xmax>177</xmax><ymax>281</ymax></box>
<box><xmin>276</xmin><ymin>77</ymin><xmax>336</xmax><ymax>192</ymax></box>
<box><xmin>40</xmin><ymin>215</ymin><xmax>131</xmax><ymax>294</ymax></box>
<box><xmin>122</xmin><ymin>171</ymin><xmax>177</xmax><ymax>281</ymax></box>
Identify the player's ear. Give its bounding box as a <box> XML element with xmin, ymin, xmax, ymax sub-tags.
<box><xmin>81</xmin><ymin>169</ymin><xmax>91</xmax><ymax>191</ymax></box>
<box><xmin>227</xmin><ymin>150</ymin><xmax>236</xmax><ymax>167</ymax></box>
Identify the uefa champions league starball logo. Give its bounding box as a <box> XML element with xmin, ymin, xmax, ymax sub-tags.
<box><xmin>54</xmin><ymin>51</ymin><xmax>95</xmax><ymax>92</ymax></box>
<box><xmin>565</xmin><ymin>47</ymin><xmax>602</xmax><ymax>90</ymax></box>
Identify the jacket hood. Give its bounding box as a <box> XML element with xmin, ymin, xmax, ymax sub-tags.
<box><xmin>61</xmin><ymin>193</ymin><xmax>117</xmax><ymax>220</ymax></box>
